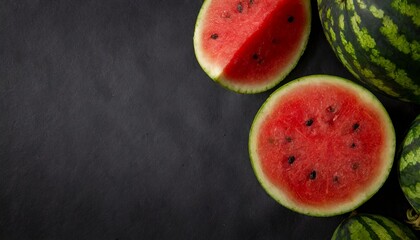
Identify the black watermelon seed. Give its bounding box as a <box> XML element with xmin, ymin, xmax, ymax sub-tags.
<box><xmin>288</xmin><ymin>16</ymin><xmax>294</xmax><ymax>23</ymax></box>
<box><xmin>210</xmin><ymin>33</ymin><xmax>218</xmax><ymax>39</ymax></box>
<box><xmin>252</xmin><ymin>53</ymin><xmax>259</xmax><ymax>60</ymax></box>
<box><xmin>305</xmin><ymin>119</ymin><xmax>313</xmax><ymax>126</ymax></box>
<box><xmin>237</xmin><ymin>2</ymin><xmax>243</xmax><ymax>13</ymax></box>
<box><xmin>333</xmin><ymin>175</ymin><xmax>339</xmax><ymax>183</ymax></box>
<box><xmin>249</xmin><ymin>0</ymin><xmax>253</xmax><ymax>4</ymax></box>
<box><xmin>353</xmin><ymin>123</ymin><xmax>360</xmax><ymax>131</ymax></box>
<box><xmin>351</xmin><ymin>162</ymin><xmax>359</xmax><ymax>170</ymax></box>
<box><xmin>285</xmin><ymin>136</ymin><xmax>292</xmax><ymax>142</ymax></box>
<box><xmin>309</xmin><ymin>170</ymin><xmax>317</xmax><ymax>180</ymax></box>
<box><xmin>350</xmin><ymin>142</ymin><xmax>356</xmax><ymax>148</ymax></box>
<box><xmin>326</xmin><ymin>105</ymin><xmax>335</xmax><ymax>112</ymax></box>
<box><xmin>288</xmin><ymin>156</ymin><xmax>295</xmax><ymax>164</ymax></box>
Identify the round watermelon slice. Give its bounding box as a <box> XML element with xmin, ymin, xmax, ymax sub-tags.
<box><xmin>249</xmin><ymin>75</ymin><xmax>396</xmax><ymax>216</ymax></box>
<box><xmin>193</xmin><ymin>0</ymin><xmax>311</xmax><ymax>93</ymax></box>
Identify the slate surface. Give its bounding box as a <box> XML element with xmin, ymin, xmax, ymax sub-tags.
<box><xmin>1</xmin><ymin>0</ymin><xmax>419</xmax><ymax>239</ymax></box>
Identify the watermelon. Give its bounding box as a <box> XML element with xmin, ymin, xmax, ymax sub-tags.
<box><xmin>399</xmin><ymin>115</ymin><xmax>420</xmax><ymax>230</ymax></box>
<box><xmin>249</xmin><ymin>75</ymin><xmax>395</xmax><ymax>216</ymax></box>
<box><xmin>193</xmin><ymin>0</ymin><xmax>311</xmax><ymax>93</ymax></box>
<box><xmin>331</xmin><ymin>213</ymin><xmax>418</xmax><ymax>239</ymax></box>
<box><xmin>317</xmin><ymin>0</ymin><xmax>420</xmax><ymax>103</ymax></box>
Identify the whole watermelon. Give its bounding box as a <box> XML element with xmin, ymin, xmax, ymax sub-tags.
<box><xmin>399</xmin><ymin>115</ymin><xmax>420</xmax><ymax>230</ymax></box>
<box><xmin>332</xmin><ymin>213</ymin><xmax>418</xmax><ymax>239</ymax></box>
<box><xmin>317</xmin><ymin>0</ymin><xmax>420</xmax><ymax>103</ymax></box>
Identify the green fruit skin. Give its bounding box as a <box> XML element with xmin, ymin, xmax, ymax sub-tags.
<box><xmin>317</xmin><ymin>0</ymin><xmax>420</xmax><ymax>103</ymax></box>
<box><xmin>332</xmin><ymin>213</ymin><xmax>418</xmax><ymax>240</ymax></box>
<box><xmin>399</xmin><ymin>115</ymin><xmax>420</xmax><ymax>214</ymax></box>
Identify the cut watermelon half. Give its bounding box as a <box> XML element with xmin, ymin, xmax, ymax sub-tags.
<box><xmin>249</xmin><ymin>75</ymin><xmax>396</xmax><ymax>216</ymax></box>
<box><xmin>193</xmin><ymin>0</ymin><xmax>311</xmax><ymax>93</ymax></box>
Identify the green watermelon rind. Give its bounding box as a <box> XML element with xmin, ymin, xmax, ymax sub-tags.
<box><xmin>249</xmin><ymin>75</ymin><xmax>396</xmax><ymax>217</ymax></box>
<box><xmin>317</xmin><ymin>0</ymin><xmax>420</xmax><ymax>103</ymax></box>
<box><xmin>193</xmin><ymin>0</ymin><xmax>312</xmax><ymax>94</ymax></box>
<box><xmin>398</xmin><ymin>114</ymin><xmax>420</xmax><ymax>230</ymax></box>
<box><xmin>331</xmin><ymin>213</ymin><xmax>418</xmax><ymax>240</ymax></box>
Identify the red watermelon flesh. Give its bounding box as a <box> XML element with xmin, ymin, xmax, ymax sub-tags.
<box><xmin>194</xmin><ymin>0</ymin><xmax>311</xmax><ymax>93</ymax></box>
<box><xmin>249</xmin><ymin>75</ymin><xmax>395</xmax><ymax>216</ymax></box>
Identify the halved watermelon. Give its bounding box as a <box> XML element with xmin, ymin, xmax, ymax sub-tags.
<box><xmin>193</xmin><ymin>0</ymin><xmax>311</xmax><ymax>93</ymax></box>
<box><xmin>249</xmin><ymin>75</ymin><xmax>396</xmax><ymax>216</ymax></box>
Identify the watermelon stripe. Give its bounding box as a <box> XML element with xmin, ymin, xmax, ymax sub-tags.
<box><xmin>399</xmin><ymin>115</ymin><xmax>420</xmax><ymax>230</ymax></box>
<box><xmin>346</xmin><ymin>217</ymin><xmax>373</xmax><ymax>239</ymax></box>
<box><xmin>400</xmin><ymin>163</ymin><xmax>420</xmax><ymax>186</ymax></box>
<box><xmin>401</xmin><ymin>130</ymin><xmax>420</xmax><ymax>150</ymax></box>
<box><xmin>339</xmin><ymin>32</ymin><xmax>355</xmax><ymax>57</ymax></box>
<box><xmin>338</xmin><ymin>14</ymin><xmax>345</xmax><ymax>30</ymax></box>
<box><xmin>379</xmin><ymin>15</ymin><xmax>420</xmax><ymax>61</ymax></box>
<box><xmin>356</xmin><ymin>216</ymin><xmax>381</xmax><ymax>240</ymax></box>
<box><xmin>355</xmin><ymin>0</ymin><xmax>367</xmax><ymax>10</ymax></box>
<box><xmin>334</xmin><ymin>225</ymin><xmax>349</xmax><ymax>240</ymax></box>
<box><xmin>367</xmin><ymin>4</ymin><xmax>420</xmax><ymax>61</ymax></box>
<box><xmin>342</xmin><ymin>2</ymin><xmax>402</xmax><ymax>97</ymax></box>
<box><xmin>362</xmin><ymin>216</ymin><xmax>394</xmax><ymax>239</ymax></box>
<box><xmin>320</xmin><ymin>1</ymin><xmax>403</xmax><ymax>98</ymax></box>
<box><xmin>411</xmin><ymin>116</ymin><xmax>420</xmax><ymax>128</ymax></box>
<box><xmin>387</xmin><ymin>215</ymin><xmax>419</xmax><ymax>239</ymax></box>
<box><xmin>400</xmin><ymin>120</ymin><xmax>420</xmax><ymax>149</ymax></box>
<box><xmin>400</xmin><ymin>120</ymin><xmax>420</xmax><ymax>166</ymax></box>
<box><xmin>341</xmin><ymin>222</ymin><xmax>352</xmax><ymax>240</ymax></box>
<box><xmin>402</xmin><ymin>123</ymin><xmax>420</xmax><ymax>147</ymax></box>
<box><xmin>319</xmin><ymin>4</ymin><xmax>363</xmax><ymax>81</ymax></box>
<box><xmin>400</xmin><ymin>140</ymin><xmax>420</xmax><ymax>163</ymax></box>
<box><xmin>351</xmin><ymin>1</ymin><xmax>420</xmax><ymax>96</ymax></box>
<box><xmin>332</xmin><ymin>214</ymin><xmax>418</xmax><ymax>239</ymax></box>
<box><xmin>367</xmin><ymin>215</ymin><xmax>403</xmax><ymax>239</ymax></box>
<box><xmin>318</xmin><ymin>0</ymin><xmax>420</xmax><ymax>103</ymax></box>
<box><xmin>356</xmin><ymin>1</ymin><xmax>420</xmax><ymax>61</ymax></box>
<box><xmin>337</xmin><ymin>0</ymin><xmax>345</xmax><ymax>10</ymax></box>
<box><xmin>391</xmin><ymin>0</ymin><xmax>420</xmax><ymax>26</ymax></box>
<box><xmin>400</xmin><ymin>163</ymin><xmax>420</xmax><ymax>211</ymax></box>
<box><xmin>364</xmin><ymin>1</ymin><xmax>419</xmax><ymax>42</ymax></box>
<box><xmin>335</xmin><ymin>46</ymin><xmax>361</xmax><ymax>80</ymax></box>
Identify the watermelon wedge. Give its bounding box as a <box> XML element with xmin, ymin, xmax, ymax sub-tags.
<box><xmin>193</xmin><ymin>0</ymin><xmax>311</xmax><ymax>93</ymax></box>
<box><xmin>249</xmin><ymin>75</ymin><xmax>396</xmax><ymax>216</ymax></box>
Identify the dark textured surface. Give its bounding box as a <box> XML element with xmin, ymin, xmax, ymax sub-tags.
<box><xmin>0</xmin><ymin>0</ymin><xmax>419</xmax><ymax>239</ymax></box>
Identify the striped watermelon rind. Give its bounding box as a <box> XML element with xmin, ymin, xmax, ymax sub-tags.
<box><xmin>317</xmin><ymin>0</ymin><xmax>420</xmax><ymax>103</ymax></box>
<box><xmin>332</xmin><ymin>213</ymin><xmax>418</xmax><ymax>240</ymax></box>
<box><xmin>399</xmin><ymin>115</ymin><xmax>420</xmax><ymax>230</ymax></box>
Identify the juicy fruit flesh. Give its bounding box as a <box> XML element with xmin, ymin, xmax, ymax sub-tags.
<box><xmin>200</xmin><ymin>0</ymin><xmax>308</xmax><ymax>84</ymax></box>
<box><xmin>257</xmin><ymin>83</ymin><xmax>385</xmax><ymax>207</ymax></box>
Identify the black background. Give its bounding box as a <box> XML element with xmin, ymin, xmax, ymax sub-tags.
<box><xmin>1</xmin><ymin>0</ymin><xmax>419</xmax><ymax>239</ymax></box>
